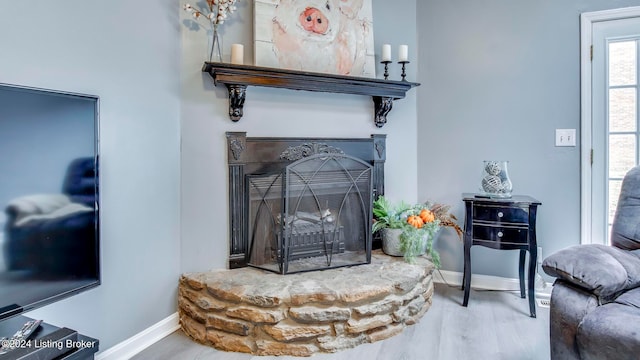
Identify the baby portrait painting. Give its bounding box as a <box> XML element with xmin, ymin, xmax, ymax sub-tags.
<box><xmin>254</xmin><ymin>0</ymin><xmax>376</xmax><ymax>77</ymax></box>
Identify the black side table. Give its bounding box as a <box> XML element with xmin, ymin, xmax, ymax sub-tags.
<box><xmin>462</xmin><ymin>193</ymin><xmax>541</xmax><ymax>317</ymax></box>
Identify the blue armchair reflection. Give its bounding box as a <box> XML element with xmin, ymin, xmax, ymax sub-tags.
<box><xmin>3</xmin><ymin>158</ymin><xmax>98</xmax><ymax>278</ymax></box>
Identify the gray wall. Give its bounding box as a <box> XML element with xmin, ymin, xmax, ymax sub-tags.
<box><xmin>417</xmin><ymin>0</ymin><xmax>640</xmax><ymax>280</ymax></box>
<box><xmin>0</xmin><ymin>0</ymin><xmax>181</xmax><ymax>351</ymax></box>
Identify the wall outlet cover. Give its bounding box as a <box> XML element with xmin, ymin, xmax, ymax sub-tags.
<box><xmin>556</xmin><ymin>129</ymin><xmax>576</xmax><ymax>147</ymax></box>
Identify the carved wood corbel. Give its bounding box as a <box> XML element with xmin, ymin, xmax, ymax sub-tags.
<box><xmin>372</xmin><ymin>96</ymin><xmax>394</xmax><ymax>128</ymax></box>
<box><xmin>226</xmin><ymin>84</ymin><xmax>246</xmax><ymax>121</ymax></box>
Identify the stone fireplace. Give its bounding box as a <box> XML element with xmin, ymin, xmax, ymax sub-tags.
<box><xmin>177</xmin><ymin>133</ymin><xmax>435</xmax><ymax>356</ymax></box>
<box><xmin>225</xmin><ymin>132</ymin><xmax>386</xmax><ymax>272</ymax></box>
<box><xmin>179</xmin><ymin>252</ymin><xmax>435</xmax><ymax>356</ymax></box>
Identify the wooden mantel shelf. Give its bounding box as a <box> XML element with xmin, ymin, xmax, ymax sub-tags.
<box><xmin>202</xmin><ymin>62</ymin><xmax>420</xmax><ymax>128</ymax></box>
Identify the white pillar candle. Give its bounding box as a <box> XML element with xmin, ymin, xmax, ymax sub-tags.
<box><xmin>231</xmin><ymin>44</ymin><xmax>244</xmax><ymax>65</ymax></box>
<box><xmin>381</xmin><ymin>44</ymin><xmax>391</xmax><ymax>62</ymax></box>
<box><xmin>398</xmin><ymin>45</ymin><xmax>409</xmax><ymax>62</ymax></box>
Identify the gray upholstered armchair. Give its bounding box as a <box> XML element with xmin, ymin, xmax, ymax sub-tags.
<box><xmin>542</xmin><ymin>166</ymin><xmax>640</xmax><ymax>359</ymax></box>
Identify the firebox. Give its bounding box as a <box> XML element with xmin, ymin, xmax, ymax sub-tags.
<box><xmin>226</xmin><ymin>133</ymin><xmax>386</xmax><ymax>273</ymax></box>
<box><xmin>247</xmin><ymin>153</ymin><xmax>372</xmax><ymax>274</ymax></box>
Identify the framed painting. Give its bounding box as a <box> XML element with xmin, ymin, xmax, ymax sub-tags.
<box><xmin>254</xmin><ymin>0</ymin><xmax>376</xmax><ymax>78</ymax></box>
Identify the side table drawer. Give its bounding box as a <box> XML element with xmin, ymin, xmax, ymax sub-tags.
<box><xmin>472</xmin><ymin>225</ymin><xmax>529</xmax><ymax>245</ymax></box>
<box><xmin>473</xmin><ymin>205</ymin><xmax>528</xmax><ymax>224</ymax></box>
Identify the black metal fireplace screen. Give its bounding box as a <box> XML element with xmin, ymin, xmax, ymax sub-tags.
<box><xmin>225</xmin><ymin>132</ymin><xmax>386</xmax><ymax>272</ymax></box>
<box><xmin>247</xmin><ymin>154</ymin><xmax>372</xmax><ymax>274</ymax></box>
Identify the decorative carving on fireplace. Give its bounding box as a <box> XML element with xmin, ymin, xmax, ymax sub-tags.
<box><xmin>375</xmin><ymin>139</ymin><xmax>385</xmax><ymax>159</ymax></box>
<box><xmin>226</xmin><ymin>132</ymin><xmax>386</xmax><ymax>270</ymax></box>
<box><xmin>279</xmin><ymin>142</ymin><xmax>344</xmax><ymax>161</ymax></box>
<box><xmin>229</xmin><ymin>137</ymin><xmax>245</xmax><ymax>161</ymax></box>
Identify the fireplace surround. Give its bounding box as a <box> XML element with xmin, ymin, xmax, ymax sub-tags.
<box><xmin>178</xmin><ymin>134</ymin><xmax>435</xmax><ymax>356</ymax></box>
<box><xmin>226</xmin><ymin>133</ymin><xmax>386</xmax><ymax>271</ymax></box>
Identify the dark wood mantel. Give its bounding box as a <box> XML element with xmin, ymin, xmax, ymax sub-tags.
<box><xmin>202</xmin><ymin>62</ymin><xmax>420</xmax><ymax>128</ymax></box>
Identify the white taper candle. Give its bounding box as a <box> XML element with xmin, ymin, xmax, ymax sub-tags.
<box><xmin>231</xmin><ymin>44</ymin><xmax>244</xmax><ymax>65</ymax></box>
<box><xmin>382</xmin><ymin>44</ymin><xmax>391</xmax><ymax>62</ymax></box>
<box><xmin>398</xmin><ymin>45</ymin><xmax>409</xmax><ymax>62</ymax></box>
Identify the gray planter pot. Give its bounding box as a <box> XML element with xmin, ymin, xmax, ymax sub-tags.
<box><xmin>381</xmin><ymin>228</ymin><xmax>430</xmax><ymax>257</ymax></box>
<box><xmin>381</xmin><ymin>228</ymin><xmax>404</xmax><ymax>256</ymax></box>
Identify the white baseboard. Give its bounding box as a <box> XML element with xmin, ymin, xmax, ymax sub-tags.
<box><xmin>95</xmin><ymin>313</ymin><xmax>179</xmax><ymax>360</ymax></box>
<box><xmin>432</xmin><ymin>269</ymin><xmax>552</xmax><ymax>299</ymax></box>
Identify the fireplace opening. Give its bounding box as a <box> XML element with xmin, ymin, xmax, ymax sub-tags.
<box><xmin>226</xmin><ymin>132</ymin><xmax>386</xmax><ymax>271</ymax></box>
<box><xmin>247</xmin><ymin>153</ymin><xmax>372</xmax><ymax>274</ymax></box>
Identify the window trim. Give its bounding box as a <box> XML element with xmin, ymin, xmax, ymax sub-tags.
<box><xmin>581</xmin><ymin>6</ymin><xmax>640</xmax><ymax>245</ymax></box>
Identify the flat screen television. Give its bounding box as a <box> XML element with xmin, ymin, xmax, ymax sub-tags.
<box><xmin>0</xmin><ymin>83</ymin><xmax>99</xmax><ymax>321</ymax></box>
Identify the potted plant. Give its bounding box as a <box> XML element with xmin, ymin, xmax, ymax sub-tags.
<box><xmin>372</xmin><ymin>196</ymin><xmax>463</xmax><ymax>267</ymax></box>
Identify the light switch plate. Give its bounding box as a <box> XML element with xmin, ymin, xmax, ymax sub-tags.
<box><xmin>555</xmin><ymin>129</ymin><xmax>576</xmax><ymax>147</ymax></box>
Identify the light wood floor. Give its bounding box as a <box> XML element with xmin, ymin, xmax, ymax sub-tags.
<box><xmin>133</xmin><ymin>283</ymin><xmax>550</xmax><ymax>360</ymax></box>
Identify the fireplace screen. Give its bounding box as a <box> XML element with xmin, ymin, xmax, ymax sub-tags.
<box><xmin>247</xmin><ymin>153</ymin><xmax>373</xmax><ymax>274</ymax></box>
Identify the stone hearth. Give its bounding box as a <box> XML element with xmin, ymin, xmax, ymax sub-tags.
<box><xmin>178</xmin><ymin>251</ymin><xmax>434</xmax><ymax>356</ymax></box>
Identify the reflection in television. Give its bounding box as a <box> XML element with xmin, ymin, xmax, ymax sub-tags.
<box><xmin>0</xmin><ymin>84</ymin><xmax>100</xmax><ymax>320</ymax></box>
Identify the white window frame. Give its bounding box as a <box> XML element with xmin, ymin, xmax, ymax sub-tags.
<box><xmin>580</xmin><ymin>6</ymin><xmax>640</xmax><ymax>245</ymax></box>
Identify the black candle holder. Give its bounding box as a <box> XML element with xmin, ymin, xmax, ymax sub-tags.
<box><xmin>398</xmin><ymin>61</ymin><xmax>410</xmax><ymax>82</ymax></box>
<box><xmin>381</xmin><ymin>61</ymin><xmax>391</xmax><ymax>80</ymax></box>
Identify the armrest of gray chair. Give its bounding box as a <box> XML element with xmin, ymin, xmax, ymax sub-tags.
<box><xmin>543</xmin><ymin>244</ymin><xmax>640</xmax><ymax>301</ymax></box>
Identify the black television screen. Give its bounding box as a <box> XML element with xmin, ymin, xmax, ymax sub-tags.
<box><xmin>0</xmin><ymin>83</ymin><xmax>99</xmax><ymax>320</ymax></box>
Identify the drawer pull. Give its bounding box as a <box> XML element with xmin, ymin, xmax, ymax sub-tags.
<box><xmin>497</xmin><ymin>231</ymin><xmax>504</xmax><ymax>237</ymax></box>
<box><xmin>498</xmin><ymin>211</ymin><xmax>504</xmax><ymax>218</ymax></box>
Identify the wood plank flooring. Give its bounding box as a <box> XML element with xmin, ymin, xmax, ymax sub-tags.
<box><xmin>132</xmin><ymin>283</ymin><xmax>550</xmax><ymax>360</ymax></box>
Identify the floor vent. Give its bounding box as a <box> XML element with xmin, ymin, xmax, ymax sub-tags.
<box><xmin>536</xmin><ymin>298</ymin><xmax>550</xmax><ymax>308</ymax></box>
